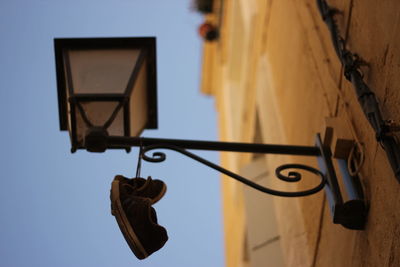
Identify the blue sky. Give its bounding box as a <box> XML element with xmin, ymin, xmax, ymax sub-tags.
<box><xmin>0</xmin><ymin>1</ymin><xmax>224</xmax><ymax>266</ymax></box>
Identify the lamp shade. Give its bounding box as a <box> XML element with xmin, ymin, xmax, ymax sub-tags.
<box><xmin>54</xmin><ymin>37</ymin><xmax>157</xmax><ymax>152</ymax></box>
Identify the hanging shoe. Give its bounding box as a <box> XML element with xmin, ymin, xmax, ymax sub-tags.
<box><xmin>111</xmin><ymin>182</ymin><xmax>168</xmax><ymax>259</ymax></box>
<box><xmin>112</xmin><ymin>175</ymin><xmax>167</xmax><ymax>205</ymax></box>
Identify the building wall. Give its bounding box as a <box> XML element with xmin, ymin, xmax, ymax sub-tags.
<box><xmin>201</xmin><ymin>0</ymin><xmax>400</xmax><ymax>266</ymax></box>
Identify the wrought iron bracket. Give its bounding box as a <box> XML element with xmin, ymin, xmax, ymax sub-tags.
<box><xmin>84</xmin><ymin>131</ymin><xmax>367</xmax><ymax>230</ymax></box>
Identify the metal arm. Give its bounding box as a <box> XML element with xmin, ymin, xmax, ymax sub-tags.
<box><xmin>83</xmin><ymin>128</ymin><xmax>367</xmax><ymax>230</ymax></box>
<box><xmin>140</xmin><ymin>143</ymin><xmax>326</xmax><ymax>197</ymax></box>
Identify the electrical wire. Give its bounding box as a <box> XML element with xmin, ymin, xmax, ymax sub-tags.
<box><xmin>316</xmin><ymin>0</ymin><xmax>400</xmax><ymax>182</ymax></box>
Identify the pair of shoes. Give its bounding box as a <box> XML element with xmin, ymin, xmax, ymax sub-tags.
<box><xmin>110</xmin><ymin>175</ymin><xmax>168</xmax><ymax>260</ymax></box>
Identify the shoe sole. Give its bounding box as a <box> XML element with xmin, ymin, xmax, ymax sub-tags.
<box><xmin>111</xmin><ymin>179</ymin><xmax>148</xmax><ymax>259</ymax></box>
<box><xmin>151</xmin><ymin>184</ymin><xmax>167</xmax><ymax>205</ymax></box>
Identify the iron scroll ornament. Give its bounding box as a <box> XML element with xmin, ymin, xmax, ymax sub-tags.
<box><xmin>140</xmin><ymin>143</ymin><xmax>327</xmax><ymax>197</ymax></box>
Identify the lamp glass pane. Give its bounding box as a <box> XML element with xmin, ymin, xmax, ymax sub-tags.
<box><xmin>75</xmin><ymin>101</ymin><xmax>124</xmax><ymax>143</ymax></box>
<box><xmin>130</xmin><ymin>58</ymin><xmax>148</xmax><ymax>136</ymax></box>
<box><xmin>68</xmin><ymin>48</ymin><xmax>141</xmax><ymax>94</ymax></box>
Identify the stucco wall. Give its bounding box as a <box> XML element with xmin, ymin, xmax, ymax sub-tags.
<box><xmin>201</xmin><ymin>0</ymin><xmax>400</xmax><ymax>266</ymax></box>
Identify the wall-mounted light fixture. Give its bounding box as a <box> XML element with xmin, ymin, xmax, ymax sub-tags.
<box><xmin>54</xmin><ymin>37</ymin><xmax>367</xmax><ymax>230</ymax></box>
<box><xmin>55</xmin><ymin>37</ymin><xmax>158</xmax><ymax>152</ymax></box>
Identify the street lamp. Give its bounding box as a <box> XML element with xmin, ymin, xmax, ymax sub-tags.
<box><xmin>54</xmin><ymin>37</ymin><xmax>367</xmax><ymax>230</ymax></box>
<box><xmin>55</xmin><ymin>37</ymin><xmax>157</xmax><ymax>152</ymax></box>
